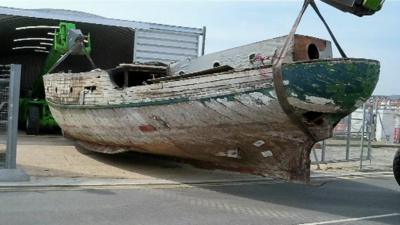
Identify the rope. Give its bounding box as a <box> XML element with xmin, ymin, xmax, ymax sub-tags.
<box><xmin>273</xmin><ymin>0</ymin><xmax>317</xmax><ymax>141</ymax></box>
<box><xmin>272</xmin><ymin>0</ymin><xmax>349</xmax><ymax>141</ymax></box>
<box><xmin>273</xmin><ymin>0</ymin><xmax>310</xmax><ymax>66</ymax></box>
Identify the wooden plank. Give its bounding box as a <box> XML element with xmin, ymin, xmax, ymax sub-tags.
<box><xmin>148</xmin><ymin>65</ymin><xmax>234</xmax><ymax>83</ymax></box>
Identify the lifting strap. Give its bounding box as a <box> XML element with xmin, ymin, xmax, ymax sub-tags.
<box><xmin>309</xmin><ymin>0</ymin><xmax>347</xmax><ymax>58</ymax></box>
<box><xmin>272</xmin><ymin>0</ymin><xmax>348</xmax><ymax>141</ymax></box>
<box><xmin>274</xmin><ymin>0</ymin><xmax>347</xmax><ymax>65</ymax></box>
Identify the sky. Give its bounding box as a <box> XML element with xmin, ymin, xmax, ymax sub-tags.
<box><xmin>1</xmin><ymin>0</ymin><xmax>399</xmax><ymax>95</ymax></box>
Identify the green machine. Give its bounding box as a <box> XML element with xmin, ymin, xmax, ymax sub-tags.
<box><xmin>19</xmin><ymin>22</ymin><xmax>93</xmax><ymax>134</ymax></box>
<box><xmin>321</xmin><ymin>0</ymin><xmax>384</xmax><ymax>16</ymax></box>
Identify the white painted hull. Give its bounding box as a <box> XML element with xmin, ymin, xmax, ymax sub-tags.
<box><xmin>43</xmin><ymin>35</ymin><xmax>379</xmax><ymax>182</ymax></box>
<box><xmin>45</xmin><ymin>66</ymin><xmax>315</xmax><ymax>181</ymax></box>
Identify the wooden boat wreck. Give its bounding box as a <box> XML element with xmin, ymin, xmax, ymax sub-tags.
<box><xmin>43</xmin><ymin>33</ymin><xmax>380</xmax><ymax>182</ymax></box>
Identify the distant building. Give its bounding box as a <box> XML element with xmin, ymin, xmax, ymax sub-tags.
<box><xmin>334</xmin><ymin>95</ymin><xmax>400</xmax><ymax>143</ymax></box>
<box><xmin>371</xmin><ymin>95</ymin><xmax>400</xmax><ymax>110</ymax></box>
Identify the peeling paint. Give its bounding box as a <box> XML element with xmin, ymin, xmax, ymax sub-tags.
<box><xmin>249</xmin><ymin>92</ymin><xmax>273</xmax><ymax>105</ymax></box>
<box><xmin>305</xmin><ymin>95</ymin><xmax>335</xmax><ymax>105</ymax></box>
<box><xmin>269</xmin><ymin>90</ymin><xmax>277</xmax><ymax>99</ymax></box>
<box><xmin>253</xmin><ymin>140</ymin><xmax>265</xmax><ymax>147</ymax></box>
<box><xmin>43</xmin><ymin>37</ymin><xmax>379</xmax><ymax>183</ymax></box>
<box><xmin>216</xmin><ymin>149</ymin><xmax>240</xmax><ymax>159</ymax></box>
<box><xmin>261</xmin><ymin>151</ymin><xmax>273</xmax><ymax>158</ymax></box>
<box><xmin>282</xmin><ymin>59</ymin><xmax>380</xmax><ymax>112</ymax></box>
<box><xmin>138</xmin><ymin>125</ymin><xmax>157</xmax><ymax>133</ymax></box>
<box><xmin>227</xmin><ymin>149</ymin><xmax>240</xmax><ymax>158</ymax></box>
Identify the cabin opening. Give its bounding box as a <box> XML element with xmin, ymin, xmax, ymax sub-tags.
<box><xmin>303</xmin><ymin>111</ymin><xmax>324</xmax><ymax>125</ymax></box>
<box><xmin>213</xmin><ymin>62</ymin><xmax>221</xmax><ymax>68</ymax></box>
<box><xmin>307</xmin><ymin>44</ymin><xmax>320</xmax><ymax>60</ymax></box>
<box><xmin>108</xmin><ymin>64</ymin><xmax>167</xmax><ymax>88</ymax></box>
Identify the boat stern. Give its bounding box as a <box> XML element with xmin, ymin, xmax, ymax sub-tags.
<box><xmin>281</xmin><ymin>58</ymin><xmax>380</xmax><ymax>141</ymax></box>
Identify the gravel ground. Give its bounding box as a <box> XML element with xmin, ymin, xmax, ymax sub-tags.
<box><xmin>1</xmin><ymin>134</ymin><xmax>399</xmax><ymax>177</ymax></box>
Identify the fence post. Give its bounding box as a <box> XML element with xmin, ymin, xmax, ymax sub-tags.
<box><xmin>5</xmin><ymin>64</ymin><xmax>21</xmax><ymax>169</ymax></box>
<box><xmin>359</xmin><ymin>103</ymin><xmax>366</xmax><ymax>170</ymax></box>
<box><xmin>321</xmin><ymin>140</ymin><xmax>326</xmax><ymax>162</ymax></box>
<box><xmin>346</xmin><ymin>114</ymin><xmax>352</xmax><ymax>160</ymax></box>
<box><xmin>312</xmin><ymin>147</ymin><xmax>321</xmax><ymax>170</ymax></box>
<box><xmin>367</xmin><ymin>102</ymin><xmax>373</xmax><ymax>161</ymax></box>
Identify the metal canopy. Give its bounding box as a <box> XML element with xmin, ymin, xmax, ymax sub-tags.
<box><xmin>0</xmin><ymin>7</ymin><xmax>203</xmax><ymax>34</ymax></box>
<box><xmin>0</xmin><ymin>7</ymin><xmax>204</xmax><ymax>95</ymax></box>
<box><xmin>0</xmin><ymin>14</ymin><xmax>135</xmax><ymax>94</ymax></box>
<box><xmin>0</xmin><ymin>7</ymin><xmax>204</xmax><ymax>63</ymax></box>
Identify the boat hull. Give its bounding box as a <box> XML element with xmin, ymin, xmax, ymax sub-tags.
<box><xmin>44</xmin><ymin>58</ymin><xmax>380</xmax><ymax>182</ymax></box>
<box><xmin>48</xmin><ymin>87</ymin><xmax>314</xmax><ymax>181</ymax></box>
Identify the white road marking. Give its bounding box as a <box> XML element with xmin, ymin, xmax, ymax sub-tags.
<box><xmin>298</xmin><ymin>213</ymin><xmax>400</xmax><ymax>225</ymax></box>
<box><xmin>312</xmin><ymin>171</ymin><xmax>394</xmax><ymax>180</ymax></box>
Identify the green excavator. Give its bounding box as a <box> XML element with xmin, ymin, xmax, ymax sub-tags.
<box><xmin>321</xmin><ymin>0</ymin><xmax>384</xmax><ymax>16</ymax></box>
<box><xmin>18</xmin><ymin>22</ymin><xmax>94</xmax><ymax>135</ymax></box>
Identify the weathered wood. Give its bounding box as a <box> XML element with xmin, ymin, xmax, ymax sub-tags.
<box><xmin>149</xmin><ymin>65</ymin><xmax>234</xmax><ymax>84</ymax></box>
<box><xmin>42</xmin><ymin>35</ymin><xmax>379</xmax><ymax>182</ymax></box>
<box><xmin>44</xmin><ymin>66</ymin><xmax>314</xmax><ymax>181</ymax></box>
<box><xmin>168</xmin><ymin>34</ymin><xmax>332</xmax><ymax>76</ymax></box>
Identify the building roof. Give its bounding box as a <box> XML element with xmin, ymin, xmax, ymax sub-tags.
<box><xmin>0</xmin><ymin>6</ymin><xmax>203</xmax><ymax>34</ymax></box>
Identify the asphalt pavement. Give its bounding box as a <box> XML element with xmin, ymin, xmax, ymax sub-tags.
<box><xmin>0</xmin><ymin>175</ymin><xmax>398</xmax><ymax>225</ymax></box>
<box><xmin>1</xmin><ymin>134</ymin><xmax>399</xmax><ymax>225</ymax></box>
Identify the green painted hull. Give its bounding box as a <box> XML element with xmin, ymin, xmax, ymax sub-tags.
<box><xmin>281</xmin><ymin>58</ymin><xmax>380</xmax><ymax>141</ymax></box>
<box><xmin>283</xmin><ymin>58</ymin><xmax>379</xmax><ymax>112</ymax></box>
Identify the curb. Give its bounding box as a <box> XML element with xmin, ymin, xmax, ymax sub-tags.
<box><xmin>0</xmin><ymin>176</ymin><xmax>275</xmax><ymax>189</ymax></box>
<box><xmin>0</xmin><ymin>171</ymin><xmax>393</xmax><ymax>189</ymax></box>
<box><xmin>311</xmin><ymin>171</ymin><xmax>394</xmax><ymax>179</ymax></box>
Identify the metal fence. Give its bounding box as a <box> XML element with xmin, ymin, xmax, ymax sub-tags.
<box><xmin>312</xmin><ymin>111</ymin><xmax>373</xmax><ymax>169</ymax></box>
<box><xmin>0</xmin><ymin>65</ymin><xmax>9</xmax><ymax>168</ymax></box>
<box><xmin>312</xmin><ymin>113</ymin><xmax>374</xmax><ymax>168</ymax></box>
<box><xmin>0</xmin><ymin>66</ymin><xmax>9</xmax><ymax>132</ymax></box>
<box><xmin>0</xmin><ymin>64</ymin><xmax>21</xmax><ymax>169</ymax></box>
<box><xmin>312</xmin><ymin>99</ymin><xmax>400</xmax><ymax>170</ymax></box>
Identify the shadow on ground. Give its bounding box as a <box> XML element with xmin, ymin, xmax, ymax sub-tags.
<box><xmin>74</xmin><ymin>145</ymin><xmax>400</xmax><ymax>225</ymax></box>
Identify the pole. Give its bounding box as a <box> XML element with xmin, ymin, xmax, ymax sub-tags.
<box><xmin>372</xmin><ymin>98</ymin><xmax>378</xmax><ymax>141</ymax></box>
<box><xmin>201</xmin><ymin>26</ymin><xmax>206</xmax><ymax>56</ymax></box>
<box><xmin>346</xmin><ymin>114</ymin><xmax>352</xmax><ymax>160</ymax></box>
<box><xmin>5</xmin><ymin>64</ymin><xmax>21</xmax><ymax>169</ymax></box>
<box><xmin>367</xmin><ymin>101</ymin><xmax>373</xmax><ymax>161</ymax></box>
<box><xmin>359</xmin><ymin>103</ymin><xmax>366</xmax><ymax>170</ymax></box>
<box><xmin>312</xmin><ymin>147</ymin><xmax>321</xmax><ymax>170</ymax></box>
<box><xmin>367</xmin><ymin>123</ymin><xmax>372</xmax><ymax>162</ymax></box>
<box><xmin>321</xmin><ymin>140</ymin><xmax>326</xmax><ymax>162</ymax></box>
